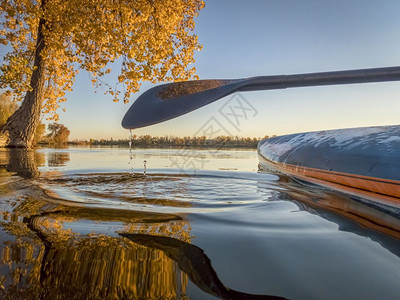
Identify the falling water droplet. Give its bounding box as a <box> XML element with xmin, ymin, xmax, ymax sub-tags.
<box><xmin>129</xmin><ymin>129</ymin><xmax>134</xmax><ymax>174</ymax></box>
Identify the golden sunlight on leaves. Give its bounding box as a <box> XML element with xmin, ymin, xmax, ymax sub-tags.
<box><xmin>0</xmin><ymin>0</ymin><xmax>204</xmax><ymax>119</ymax></box>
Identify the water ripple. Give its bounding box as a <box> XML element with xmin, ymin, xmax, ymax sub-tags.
<box><xmin>37</xmin><ymin>171</ymin><xmax>282</xmax><ymax>215</ymax></box>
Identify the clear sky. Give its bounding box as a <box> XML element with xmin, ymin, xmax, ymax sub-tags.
<box><xmin>59</xmin><ymin>0</ymin><xmax>400</xmax><ymax>140</ymax></box>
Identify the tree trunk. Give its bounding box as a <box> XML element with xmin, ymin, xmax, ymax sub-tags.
<box><xmin>0</xmin><ymin>16</ymin><xmax>46</xmax><ymax>149</ymax></box>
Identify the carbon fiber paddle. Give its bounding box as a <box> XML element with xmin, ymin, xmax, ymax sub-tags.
<box><xmin>122</xmin><ymin>66</ymin><xmax>400</xmax><ymax>129</ymax></box>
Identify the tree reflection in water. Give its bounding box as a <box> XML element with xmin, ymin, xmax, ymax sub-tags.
<box><xmin>0</xmin><ymin>149</ymin><xmax>287</xmax><ymax>299</ymax></box>
<box><xmin>47</xmin><ymin>152</ymin><xmax>70</xmax><ymax>167</ymax></box>
<box><xmin>0</xmin><ymin>149</ymin><xmax>191</xmax><ymax>299</ymax></box>
<box><xmin>0</xmin><ymin>232</ymin><xmax>190</xmax><ymax>299</ymax></box>
<box><xmin>0</xmin><ymin>191</ymin><xmax>191</xmax><ymax>298</ymax></box>
<box><xmin>0</xmin><ymin>149</ymin><xmax>43</xmax><ymax>178</ymax></box>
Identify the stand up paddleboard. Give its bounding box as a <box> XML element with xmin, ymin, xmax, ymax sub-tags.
<box><xmin>258</xmin><ymin>125</ymin><xmax>400</xmax><ymax>213</ymax></box>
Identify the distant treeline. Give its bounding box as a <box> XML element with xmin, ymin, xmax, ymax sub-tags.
<box><xmin>69</xmin><ymin>135</ymin><xmax>275</xmax><ymax>148</ymax></box>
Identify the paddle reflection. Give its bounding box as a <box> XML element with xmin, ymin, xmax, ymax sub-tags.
<box><xmin>121</xmin><ymin>233</ymin><xmax>287</xmax><ymax>300</ymax></box>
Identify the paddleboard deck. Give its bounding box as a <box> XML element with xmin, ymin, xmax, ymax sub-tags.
<box><xmin>258</xmin><ymin>125</ymin><xmax>400</xmax><ymax>213</ymax></box>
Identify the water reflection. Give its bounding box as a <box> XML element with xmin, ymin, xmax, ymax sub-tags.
<box><xmin>47</xmin><ymin>152</ymin><xmax>70</xmax><ymax>167</ymax></box>
<box><xmin>0</xmin><ymin>149</ymin><xmax>44</xmax><ymax>178</ymax></box>
<box><xmin>269</xmin><ymin>175</ymin><xmax>400</xmax><ymax>256</ymax></box>
<box><xmin>0</xmin><ymin>173</ymin><xmax>287</xmax><ymax>299</ymax></box>
<box><xmin>0</xmin><ymin>150</ymin><xmax>191</xmax><ymax>298</ymax></box>
<box><xmin>0</xmin><ymin>147</ymin><xmax>399</xmax><ymax>299</ymax></box>
<box><xmin>0</xmin><ymin>149</ymin><xmax>71</xmax><ymax>179</ymax></box>
<box><xmin>0</xmin><ymin>180</ymin><xmax>190</xmax><ymax>299</ymax></box>
<box><xmin>0</xmin><ymin>149</ymin><xmax>290</xmax><ymax>299</ymax></box>
<box><xmin>122</xmin><ymin>233</ymin><xmax>287</xmax><ymax>300</ymax></box>
<box><xmin>0</xmin><ymin>233</ymin><xmax>189</xmax><ymax>299</ymax></box>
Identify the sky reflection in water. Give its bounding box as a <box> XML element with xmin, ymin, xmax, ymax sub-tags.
<box><xmin>0</xmin><ymin>147</ymin><xmax>399</xmax><ymax>299</ymax></box>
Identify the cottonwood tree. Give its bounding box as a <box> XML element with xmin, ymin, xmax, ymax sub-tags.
<box><xmin>46</xmin><ymin>122</ymin><xmax>70</xmax><ymax>144</ymax></box>
<box><xmin>1</xmin><ymin>92</ymin><xmax>45</xmax><ymax>145</ymax></box>
<box><xmin>0</xmin><ymin>0</ymin><xmax>204</xmax><ymax>148</ymax></box>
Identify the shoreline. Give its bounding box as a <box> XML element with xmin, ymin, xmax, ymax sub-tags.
<box><xmin>37</xmin><ymin>143</ymin><xmax>260</xmax><ymax>150</ymax></box>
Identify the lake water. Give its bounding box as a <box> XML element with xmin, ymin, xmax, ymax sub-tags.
<box><xmin>0</xmin><ymin>146</ymin><xmax>399</xmax><ymax>299</ymax></box>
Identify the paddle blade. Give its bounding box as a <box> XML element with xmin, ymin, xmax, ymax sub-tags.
<box><xmin>121</xmin><ymin>79</ymin><xmax>243</xmax><ymax>129</ymax></box>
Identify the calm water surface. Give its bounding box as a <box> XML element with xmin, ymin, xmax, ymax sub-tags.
<box><xmin>0</xmin><ymin>146</ymin><xmax>399</xmax><ymax>299</ymax></box>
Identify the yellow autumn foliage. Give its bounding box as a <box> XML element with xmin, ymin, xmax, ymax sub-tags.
<box><xmin>0</xmin><ymin>0</ymin><xmax>204</xmax><ymax>120</ymax></box>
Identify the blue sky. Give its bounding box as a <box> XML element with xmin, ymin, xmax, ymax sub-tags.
<box><xmin>60</xmin><ymin>0</ymin><xmax>400</xmax><ymax>140</ymax></box>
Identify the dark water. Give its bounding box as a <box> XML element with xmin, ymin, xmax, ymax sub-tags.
<box><xmin>0</xmin><ymin>147</ymin><xmax>399</xmax><ymax>300</ymax></box>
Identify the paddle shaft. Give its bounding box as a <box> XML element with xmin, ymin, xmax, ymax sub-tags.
<box><xmin>239</xmin><ymin>66</ymin><xmax>400</xmax><ymax>92</ymax></box>
<box><xmin>122</xmin><ymin>65</ymin><xmax>400</xmax><ymax>129</ymax></box>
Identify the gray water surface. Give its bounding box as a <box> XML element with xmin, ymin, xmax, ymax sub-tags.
<box><xmin>0</xmin><ymin>146</ymin><xmax>399</xmax><ymax>299</ymax></box>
